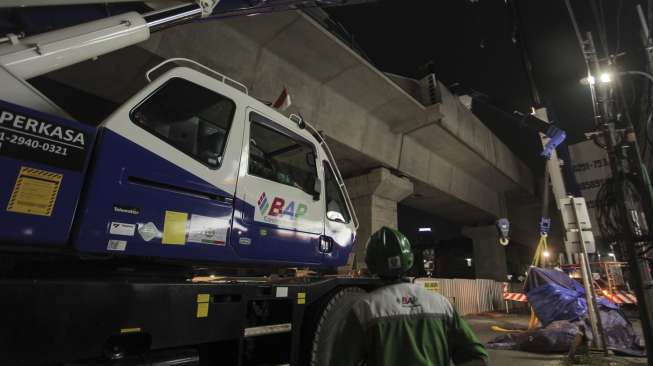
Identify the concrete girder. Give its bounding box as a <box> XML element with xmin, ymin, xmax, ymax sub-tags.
<box><xmin>436</xmin><ymin>85</ymin><xmax>534</xmax><ymax>193</ymax></box>
<box><xmin>346</xmin><ymin>167</ymin><xmax>414</xmax><ymax>202</ymax></box>
<box><xmin>259</xmin><ymin>17</ymin><xmax>361</xmax><ymax>83</ymax></box>
<box><xmin>390</xmin><ymin>105</ymin><xmax>443</xmax><ymax>135</ymax></box>
<box><xmin>399</xmin><ymin>136</ymin><xmax>504</xmax><ymax>222</ymax></box>
<box><xmin>409</xmin><ymin>122</ymin><xmax>520</xmax><ymax>193</ymax></box>
<box><xmin>324</xmin><ymin>65</ymin><xmax>403</xmax><ymax>114</ymax></box>
<box><xmin>323</xmin><ymin>137</ymin><xmax>379</xmax><ymax>177</ymax></box>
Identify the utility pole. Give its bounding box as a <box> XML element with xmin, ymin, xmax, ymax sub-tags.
<box><xmin>583</xmin><ymin>27</ymin><xmax>653</xmax><ymax>363</ymax></box>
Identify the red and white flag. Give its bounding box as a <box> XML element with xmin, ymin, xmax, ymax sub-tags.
<box><xmin>273</xmin><ymin>87</ymin><xmax>292</xmax><ymax>111</ymax></box>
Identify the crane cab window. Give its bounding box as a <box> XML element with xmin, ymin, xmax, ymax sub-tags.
<box><xmin>248</xmin><ymin>113</ymin><xmax>318</xmax><ymax>196</ymax></box>
<box><xmin>131</xmin><ymin>78</ymin><xmax>235</xmax><ymax>168</ymax></box>
<box><xmin>324</xmin><ymin>162</ymin><xmax>351</xmax><ymax>223</ymax></box>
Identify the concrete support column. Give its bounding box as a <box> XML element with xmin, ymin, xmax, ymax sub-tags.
<box><xmin>462</xmin><ymin>225</ymin><xmax>508</xmax><ymax>281</ymax></box>
<box><xmin>345</xmin><ymin>167</ymin><xmax>414</xmax><ymax>268</ymax></box>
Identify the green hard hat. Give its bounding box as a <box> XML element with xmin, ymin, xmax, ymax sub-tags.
<box><xmin>365</xmin><ymin>227</ymin><xmax>414</xmax><ymax>277</ymax></box>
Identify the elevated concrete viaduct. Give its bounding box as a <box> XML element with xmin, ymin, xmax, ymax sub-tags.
<box><xmin>40</xmin><ymin>9</ymin><xmax>540</xmax><ymax>280</ymax></box>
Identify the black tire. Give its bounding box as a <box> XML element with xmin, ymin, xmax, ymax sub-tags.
<box><xmin>310</xmin><ymin>286</ymin><xmax>366</xmax><ymax>366</ymax></box>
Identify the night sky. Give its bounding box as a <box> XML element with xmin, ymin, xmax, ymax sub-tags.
<box><xmin>327</xmin><ymin>0</ymin><xmax>650</xmax><ymax>172</ymax></box>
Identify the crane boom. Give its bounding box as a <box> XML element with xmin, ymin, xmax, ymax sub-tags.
<box><xmin>0</xmin><ymin>2</ymin><xmax>219</xmax><ymax>79</ymax></box>
<box><xmin>0</xmin><ymin>1</ymin><xmax>219</xmax><ymax>115</ymax></box>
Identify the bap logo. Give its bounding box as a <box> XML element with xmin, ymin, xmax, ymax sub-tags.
<box><xmin>258</xmin><ymin>192</ymin><xmax>270</xmax><ymax>215</ymax></box>
<box><xmin>258</xmin><ymin>192</ymin><xmax>308</xmax><ymax>221</ymax></box>
<box><xmin>397</xmin><ymin>295</ymin><xmax>421</xmax><ymax>308</ymax></box>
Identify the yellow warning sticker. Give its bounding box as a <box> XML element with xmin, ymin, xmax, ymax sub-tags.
<box><xmin>7</xmin><ymin>167</ymin><xmax>62</xmax><ymax>217</ymax></box>
<box><xmin>197</xmin><ymin>302</ymin><xmax>209</xmax><ymax>318</ymax></box>
<box><xmin>297</xmin><ymin>292</ymin><xmax>306</xmax><ymax>304</ymax></box>
<box><xmin>196</xmin><ymin>292</ymin><xmax>210</xmax><ymax>318</ymax></box>
<box><xmin>423</xmin><ymin>281</ymin><xmax>440</xmax><ymax>292</ymax></box>
<box><xmin>162</xmin><ymin>210</ymin><xmax>187</xmax><ymax>245</ymax></box>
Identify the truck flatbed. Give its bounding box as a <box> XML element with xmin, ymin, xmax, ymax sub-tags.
<box><xmin>0</xmin><ymin>274</ymin><xmax>381</xmax><ymax>365</ymax></box>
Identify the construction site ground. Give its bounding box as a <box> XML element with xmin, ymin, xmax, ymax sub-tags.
<box><xmin>465</xmin><ymin>312</ymin><xmax>647</xmax><ymax>365</ymax></box>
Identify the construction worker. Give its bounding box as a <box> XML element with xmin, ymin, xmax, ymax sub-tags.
<box><xmin>328</xmin><ymin>227</ymin><xmax>489</xmax><ymax>366</ymax></box>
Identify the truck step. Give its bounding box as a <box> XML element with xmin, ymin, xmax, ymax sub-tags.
<box><xmin>243</xmin><ymin>323</ymin><xmax>292</xmax><ymax>338</ymax></box>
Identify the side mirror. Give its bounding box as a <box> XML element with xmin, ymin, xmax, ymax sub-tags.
<box><xmin>313</xmin><ymin>178</ymin><xmax>321</xmax><ymax>201</ymax></box>
<box><xmin>327</xmin><ymin>210</ymin><xmax>346</xmax><ymax>224</ymax></box>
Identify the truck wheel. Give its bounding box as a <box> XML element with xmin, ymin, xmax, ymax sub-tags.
<box><xmin>310</xmin><ymin>286</ymin><xmax>366</xmax><ymax>366</ymax></box>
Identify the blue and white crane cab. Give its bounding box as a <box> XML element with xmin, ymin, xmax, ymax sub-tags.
<box><xmin>0</xmin><ymin>59</ymin><xmax>358</xmax><ymax>269</ymax></box>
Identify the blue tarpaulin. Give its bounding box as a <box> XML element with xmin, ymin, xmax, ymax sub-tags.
<box><xmin>526</xmin><ymin>283</ymin><xmax>588</xmax><ymax>326</ymax></box>
<box><xmin>488</xmin><ymin>267</ymin><xmax>644</xmax><ymax>356</ymax></box>
<box><xmin>525</xmin><ymin>269</ymin><xmax>618</xmax><ymax>327</ymax></box>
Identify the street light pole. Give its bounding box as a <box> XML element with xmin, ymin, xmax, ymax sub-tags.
<box><xmin>583</xmin><ymin>27</ymin><xmax>653</xmax><ymax>364</ymax></box>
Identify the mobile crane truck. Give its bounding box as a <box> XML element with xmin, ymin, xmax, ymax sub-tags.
<box><xmin>0</xmin><ymin>1</ymin><xmax>380</xmax><ymax>364</ymax></box>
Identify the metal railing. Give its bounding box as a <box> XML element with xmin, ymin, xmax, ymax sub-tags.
<box><xmin>145</xmin><ymin>58</ymin><xmax>249</xmax><ymax>94</ymax></box>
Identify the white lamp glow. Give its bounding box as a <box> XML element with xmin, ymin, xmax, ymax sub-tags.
<box><xmin>599</xmin><ymin>73</ymin><xmax>612</xmax><ymax>83</ymax></box>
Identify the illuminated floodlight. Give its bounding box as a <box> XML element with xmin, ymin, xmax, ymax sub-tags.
<box><xmin>543</xmin><ymin>251</ymin><xmax>550</xmax><ymax>258</ymax></box>
<box><xmin>581</xmin><ymin>73</ymin><xmax>612</xmax><ymax>85</ymax></box>
<box><xmin>418</xmin><ymin>227</ymin><xmax>432</xmax><ymax>232</ymax></box>
<box><xmin>599</xmin><ymin>73</ymin><xmax>612</xmax><ymax>83</ymax></box>
<box><xmin>581</xmin><ymin>75</ymin><xmax>596</xmax><ymax>85</ymax></box>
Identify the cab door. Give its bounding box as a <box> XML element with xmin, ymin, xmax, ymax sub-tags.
<box><xmin>321</xmin><ymin>161</ymin><xmax>356</xmax><ymax>267</ymax></box>
<box><xmin>74</xmin><ymin>67</ymin><xmax>246</xmax><ymax>263</ymax></box>
<box><xmin>232</xmin><ymin>109</ymin><xmax>324</xmax><ymax>265</ymax></box>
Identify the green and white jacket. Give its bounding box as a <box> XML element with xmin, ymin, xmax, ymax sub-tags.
<box><xmin>328</xmin><ymin>282</ymin><xmax>489</xmax><ymax>366</ymax></box>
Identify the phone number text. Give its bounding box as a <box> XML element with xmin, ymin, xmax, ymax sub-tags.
<box><xmin>0</xmin><ymin>132</ymin><xmax>68</xmax><ymax>156</ymax></box>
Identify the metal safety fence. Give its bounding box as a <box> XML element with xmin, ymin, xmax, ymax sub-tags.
<box><xmin>414</xmin><ymin>278</ymin><xmax>506</xmax><ymax>315</ymax></box>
